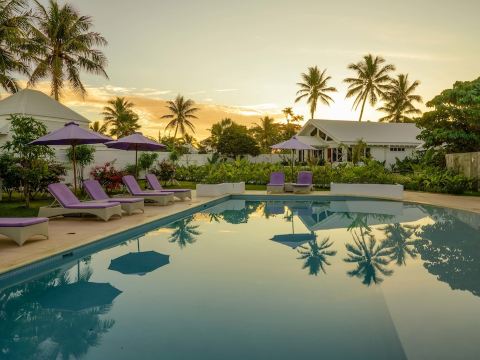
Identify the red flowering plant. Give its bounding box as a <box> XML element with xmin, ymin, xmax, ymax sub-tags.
<box><xmin>90</xmin><ymin>161</ymin><xmax>125</xmax><ymax>193</ymax></box>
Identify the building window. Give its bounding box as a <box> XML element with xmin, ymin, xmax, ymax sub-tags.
<box><xmin>390</xmin><ymin>146</ymin><xmax>405</xmax><ymax>152</ymax></box>
<box><xmin>331</xmin><ymin>147</ymin><xmax>343</xmax><ymax>162</ymax></box>
<box><xmin>310</xmin><ymin>128</ymin><xmax>317</xmax><ymax>136</ymax></box>
<box><xmin>365</xmin><ymin>148</ymin><xmax>371</xmax><ymax>158</ymax></box>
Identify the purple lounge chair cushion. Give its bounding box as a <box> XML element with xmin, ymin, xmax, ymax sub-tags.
<box><xmin>83</xmin><ymin>180</ymin><xmax>143</xmax><ymax>203</ymax></box>
<box><xmin>145</xmin><ymin>174</ymin><xmax>190</xmax><ymax>194</ymax></box>
<box><xmin>294</xmin><ymin>171</ymin><xmax>313</xmax><ymax>186</ymax></box>
<box><xmin>105</xmin><ymin>197</ymin><xmax>143</xmax><ymax>203</ymax></box>
<box><xmin>48</xmin><ymin>183</ymin><xmax>81</xmax><ymax>207</ymax></box>
<box><xmin>268</xmin><ymin>172</ymin><xmax>285</xmax><ymax>186</ymax></box>
<box><xmin>0</xmin><ymin>217</ymin><xmax>48</xmax><ymax>227</ymax></box>
<box><xmin>66</xmin><ymin>201</ymin><xmax>121</xmax><ymax>209</ymax></box>
<box><xmin>123</xmin><ymin>175</ymin><xmax>173</xmax><ymax>197</ymax></box>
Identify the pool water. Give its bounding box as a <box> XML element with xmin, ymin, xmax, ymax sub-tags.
<box><xmin>1</xmin><ymin>199</ymin><xmax>479</xmax><ymax>360</ymax></box>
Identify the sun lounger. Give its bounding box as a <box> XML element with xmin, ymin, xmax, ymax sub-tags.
<box><xmin>122</xmin><ymin>175</ymin><xmax>174</xmax><ymax>206</ymax></box>
<box><xmin>292</xmin><ymin>171</ymin><xmax>313</xmax><ymax>194</ymax></box>
<box><xmin>83</xmin><ymin>179</ymin><xmax>144</xmax><ymax>215</ymax></box>
<box><xmin>38</xmin><ymin>183</ymin><xmax>122</xmax><ymax>221</ymax></box>
<box><xmin>267</xmin><ymin>172</ymin><xmax>285</xmax><ymax>193</ymax></box>
<box><xmin>145</xmin><ymin>173</ymin><xmax>191</xmax><ymax>201</ymax></box>
<box><xmin>0</xmin><ymin>217</ymin><xmax>49</xmax><ymax>246</ymax></box>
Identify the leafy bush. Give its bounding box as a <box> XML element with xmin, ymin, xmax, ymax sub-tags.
<box><xmin>138</xmin><ymin>152</ymin><xmax>159</xmax><ymax>172</ymax></box>
<box><xmin>90</xmin><ymin>161</ymin><xmax>125</xmax><ymax>192</ymax></box>
<box><xmin>403</xmin><ymin>169</ymin><xmax>474</xmax><ymax>194</ymax></box>
<box><xmin>152</xmin><ymin>160</ymin><xmax>176</xmax><ymax>184</ymax></box>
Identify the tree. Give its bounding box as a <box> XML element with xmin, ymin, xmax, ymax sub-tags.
<box><xmin>138</xmin><ymin>152</ymin><xmax>159</xmax><ymax>174</ymax></box>
<box><xmin>382</xmin><ymin>223</ymin><xmax>418</xmax><ymax>266</ymax></box>
<box><xmin>378</xmin><ymin>74</ymin><xmax>422</xmax><ymax>123</ymax></box>
<box><xmin>0</xmin><ymin>0</ymin><xmax>30</xmax><ymax>95</ymax></box>
<box><xmin>167</xmin><ymin>216</ymin><xmax>200</xmax><ymax>249</ymax></box>
<box><xmin>250</xmin><ymin>116</ymin><xmax>281</xmax><ymax>153</ymax></box>
<box><xmin>217</xmin><ymin>122</ymin><xmax>260</xmax><ymax>158</ymax></box>
<box><xmin>1</xmin><ymin>115</ymin><xmax>54</xmax><ymax>207</ymax></box>
<box><xmin>28</xmin><ymin>0</ymin><xmax>108</xmax><ymax>100</ymax></box>
<box><xmin>66</xmin><ymin>144</ymin><xmax>95</xmax><ymax>185</ymax></box>
<box><xmin>416</xmin><ymin>77</ymin><xmax>480</xmax><ymax>152</ymax></box>
<box><xmin>297</xmin><ymin>238</ymin><xmax>337</xmax><ymax>276</ymax></box>
<box><xmin>295</xmin><ymin>66</ymin><xmax>337</xmax><ymax>119</ymax></box>
<box><xmin>102</xmin><ymin>97</ymin><xmax>140</xmax><ymax>138</ymax></box>
<box><xmin>206</xmin><ymin>118</ymin><xmax>233</xmax><ymax>151</ymax></box>
<box><xmin>344</xmin><ymin>54</ymin><xmax>395</xmax><ymax>121</ymax></box>
<box><xmin>162</xmin><ymin>95</ymin><xmax>199</xmax><ymax>142</ymax></box>
<box><xmin>282</xmin><ymin>107</ymin><xmax>294</xmax><ymax>123</ymax></box>
<box><xmin>89</xmin><ymin>120</ymin><xmax>108</xmax><ymax>135</ymax></box>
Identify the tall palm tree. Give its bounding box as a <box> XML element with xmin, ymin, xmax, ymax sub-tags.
<box><xmin>28</xmin><ymin>0</ymin><xmax>108</xmax><ymax>100</ymax></box>
<box><xmin>344</xmin><ymin>54</ymin><xmax>395</xmax><ymax>121</ymax></box>
<box><xmin>282</xmin><ymin>107</ymin><xmax>294</xmax><ymax>123</ymax></box>
<box><xmin>250</xmin><ymin>116</ymin><xmax>281</xmax><ymax>153</ymax></box>
<box><xmin>102</xmin><ymin>97</ymin><xmax>140</xmax><ymax>138</ymax></box>
<box><xmin>167</xmin><ymin>216</ymin><xmax>201</xmax><ymax>249</ymax></box>
<box><xmin>295</xmin><ymin>66</ymin><xmax>337</xmax><ymax>119</ymax></box>
<box><xmin>89</xmin><ymin>120</ymin><xmax>107</xmax><ymax>135</ymax></box>
<box><xmin>382</xmin><ymin>223</ymin><xmax>418</xmax><ymax>266</ymax></box>
<box><xmin>162</xmin><ymin>95</ymin><xmax>199</xmax><ymax>142</ymax></box>
<box><xmin>378</xmin><ymin>74</ymin><xmax>422</xmax><ymax>123</ymax></box>
<box><xmin>0</xmin><ymin>0</ymin><xmax>30</xmax><ymax>95</ymax></box>
<box><xmin>297</xmin><ymin>238</ymin><xmax>337</xmax><ymax>276</ymax></box>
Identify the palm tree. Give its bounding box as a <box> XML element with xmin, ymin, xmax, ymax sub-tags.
<box><xmin>162</xmin><ymin>95</ymin><xmax>199</xmax><ymax>142</ymax></box>
<box><xmin>0</xmin><ymin>0</ymin><xmax>30</xmax><ymax>95</ymax></box>
<box><xmin>167</xmin><ymin>216</ymin><xmax>201</xmax><ymax>248</ymax></box>
<box><xmin>102</xmin><ymin>97</ymin><xmax>140</xmax><ymax>138</ymax></box>
<box><xmin>282</xmin><ymin>107</ymin><xmax>294</xmax><ymax>123</ymax></box>
<box><xmin>344</xmin><ymin>54</ymin><xmax>395</xmax><ymax>121</ymax></box>
<box><xmin>208</xmin><ymin>118</ymin><xmax>232</xmax><ymax>150</ymax></box>
<box><xmin>250</xmin><ymin>116</ymin><xmax>281</xmax><ymax>153</ymax></box>
<box><xmin>344</xmin><ymin>231</ymin><xmax>393</xmax><ymax>286</ymax></box>
<box><xmin>297</xmin><ymin>238</ymin><xmax>337</xmax><ymax>276</ymax></box>
<box><xmin>382</xmin><ymin>223</ymin><xmax>418</xmax><ymax>266</ymax></box>
<box><xmin>295</xmin><ymin>66</ymin><xmax>337</xmax><ymax>119</ymax></box>
<box><xmin>378</xmin><ymin>74</ymin><xmax>422</xmax><ymax>123</ymax></box>
<box><xmin>28</xmin><ymin>0</ymin><xmax>108</xmax><ymax>100</ymax></box>
<box><xmin>89</xmin><ymin>120</ymin><xmax>107</xmax><ymax>135</ymax></box>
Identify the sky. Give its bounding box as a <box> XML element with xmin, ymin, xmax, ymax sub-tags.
<box><xmin>16</xmin><ymin>0</ymin><xmax>480</xmax><ymax>139</ymax></box>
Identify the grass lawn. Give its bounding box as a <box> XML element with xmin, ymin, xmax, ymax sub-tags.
<box><xmin>0</xmin><ymin>197</ymin><xmax>51</xmax><ymax>217</ymax></box>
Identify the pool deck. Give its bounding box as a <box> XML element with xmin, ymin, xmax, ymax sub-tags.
<box><xmin>0</xmin><ymin>190</ymin><xmax>478</xmax><ymax>275</ymax></box>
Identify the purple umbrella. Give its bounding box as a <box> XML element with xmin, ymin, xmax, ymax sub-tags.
<box><xmin>105</xmin><ymin>132</ymin><xmax>166</xmax><ymax>178</ymax></box>
<box><xmin>30</xmin><ymin>122</ymin><xmax>112</xmax><ymax>193</ymax></box>
<box><xmin>271</xmin><ymin>136</ymin><xmax>315</xmax><ymax>178</ymax></box>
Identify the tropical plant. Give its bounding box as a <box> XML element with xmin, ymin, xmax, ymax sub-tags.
<box><xmin>28</xmin><ymin>0</ymin><xmax>108</xmax><ymax>100</ymax></box>
<box><xmin>206</xmin><ymin>118</ymin><xmax>233</xmax><ymax>150</ymax></box>
<box><xmin>66</xmin><ymin>144</ymin><xmax>95</xmax><ymax>185</ymax></box>
<box><xmin>416</xmin><ymin>76</ymin><xmax>480</xmax><ymax>152</ymax></box>
<box><xmin>351</xmin><ymin>139</ymin><xmax>367</xmax><ymax>164</ymax></box>
<box><xmin>152</xmin><ymin>160</ymin><xmax>176</xmax><ymax>184</ymax></box>
<box><xmin>138</xmin><ymin>152</ymin><xmax>158</xmax><ymax>174</ymax></box>
<box><xmin>89</xmin><ymin>120</ymin><xmax>108</xmax><ymax>135</ymax></box>
<box><xmin>250</xmin><ymin>116</ymin><xmax>281</xmax><ymax>153</ymax></box>
<box><xmin>282</xmin><ymin>107</ymin><xmax>294</xmax><ymax>123</ymax></box>
<box><xmin>90</xmin><ymin>161</ymin><xmax>125</xmax><ymax>192</ymax></box>
<box><xmin>344</xmin><ymin>230</ymin><xmax>393</xmax><ymax>286</ymax></box>
<box><xmin>378</xmin><ymin>74</ymin><xmax>422</xmax><ymax>123</ymax></box>
<box><xmin>295</xmin><ymin>66</ymin><xmax>337</xmax><ymax>119</ymax></box>
<box><xmin>217</xmin><ymin>122</ymin><xmax>260</xmax><ymax>158</ymax></box>
<box><xmin>297</xmin><ymin>237</ymin><xmax>337</xmax><ymax>276</ymax></box>
<box><xmin>162</xmin><ymin>95</ymin><xmax>199</xmax><ymax>142</ymax></box>
<box><xmin>382</xmin><ymin>223</ymin><xmax>418</xmax><ymax>266</ymax></box>
<box><xmin>1</xmin><ymin>115</ymin><xmax>54</xmax><ymax>207</ymax></box>
<box><xmin>0</xmin><ymin>0</ymin><xmax>30</xmax><ymax>95</ymax></box>
<box><xmin>167</xmin><ymin>216</ymin><xmax>201</xmax><ymax>248</ymax></box>
<box><xmin>102</xmin><ymin>97</ymin><xmax>140</xmax><ymax>138</ymax></box>
<box><xmin>344</xmin><ymin>54</ymin><xmax>395</xmax><ymax>121</ymax></box>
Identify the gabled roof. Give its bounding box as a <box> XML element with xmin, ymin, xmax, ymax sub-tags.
<box><xmin>299</xmin><ymin>119</ymin><xmax>422</xmax><ymax>146</ymax></box>
<box><xmin>0</xmin><ymin>89</ymin><xmax>89</xmax><ymax>123</ymax></box>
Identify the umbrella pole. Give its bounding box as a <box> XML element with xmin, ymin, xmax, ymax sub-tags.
<box><xmin>291</xmin><ymin>149</ymin><xmax>294</xmax><ymax>180</ymax></box>
<box><xmin>72</xmin><ymin>144</ymin><xmax>77</xmax><ymax>194</ymax></box>
<box><xmin>135</xmin><ymin>147</ymin><xmax>138</xmax><ymax>179</ymax></box>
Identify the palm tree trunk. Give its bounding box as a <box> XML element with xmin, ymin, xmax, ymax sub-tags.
<box><xmin>358</xmin><ymin>95</ymin><xmax>368</xmax><ymax>122</ymax></box>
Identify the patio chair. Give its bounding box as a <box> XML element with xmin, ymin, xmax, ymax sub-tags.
<box><xmin>122</xmin><ymin>175</ymin><xmax>174</xmax><ymax>206</ymax></box>
<box><xmin>267</xmin><ymin>172</ymin><xmax>285</xmax><ymax>193</ymax></box>
<box><xmin>292</xmin><ymin>171</ymin><xmax>313</xmax><ymax>194</ymax></box>
<box><xmin>38</xmin><ymin>183</ymin><xmax>122</xmax><ymax>221</ymax></box>
<box><xmin>0</xmin><ymin>217</ymin><xmax>49</xmax><ymax>246</ymax></box>
<box><xmin>145</xmin><ymin>173</ymin><xmax>192</xmax><ymax>201</ymax></box>
<box><xmin>83</xmin><ymin>179</ymin><xmax>144</xmax><ymax>215</ymax></box>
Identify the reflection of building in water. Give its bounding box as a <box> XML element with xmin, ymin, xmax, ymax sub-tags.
<box><xmin>201</xmin><ymin>200</ymin><xmax>246</xmax><ymax>214</ymax></box>
<box><xmin>297</xmin><ymin>201</ymin><xmax>428</xmax><ymax>232</ymax></box>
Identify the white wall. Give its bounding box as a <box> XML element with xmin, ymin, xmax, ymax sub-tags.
<box><xmin>370</xmin><ymin>146</ymin><xmax>416</xmax><ymax>168</ymax></box>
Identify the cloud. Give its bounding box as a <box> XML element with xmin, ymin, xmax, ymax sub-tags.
<box><xmin>214</xmin><ymin>88</ymin><xmax>238</xmax><ymax>92</ymax></box>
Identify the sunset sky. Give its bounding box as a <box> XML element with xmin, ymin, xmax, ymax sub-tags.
<box><xmin>17</xmin><ymin>0</ymin><xmax>480</xmax><ymax>138</ymax></box>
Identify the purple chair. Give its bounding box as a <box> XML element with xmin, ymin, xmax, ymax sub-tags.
<box><xmin>145</xmin><ymin>173</ymin><xmax>192</xmax><ymax>201</ymax></box>
<box><xmin>122</xmin><ymin>175</ymin><xmax>174</xmax><ymax>206</ymax></box>
<box><xmin>267</xmin><ymin>172</ymin><xmax>285</xmax><ymax>193</ymax></box>
<box><xmin>39</xmin><ymin>183</ymin><xmax>122</xmax><ymax>221</ymax></box>
<box><xmin>292</xmin><ymin>171</ymin><xmax>313</xmax><ymax>194</ymax></box>
<box><xmin>83</xmin><ymin>179</ymin><xmax>144</xmax><ymax>215</ymax></box>
<box><xmin>0</xmin><ymin>217</ymin><xmax>49</xmax><ymax>246</ymax></box>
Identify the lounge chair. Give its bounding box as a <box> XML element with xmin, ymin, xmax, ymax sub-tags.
<box><xmin>292</xmin><ymin>171</ymin><xmax>313</xmax><ymax>194</ymax></box>
<box><xmin>267</xmin><ymin>172</ymin><xmax>285</xmax><ymax>193</ymax></box>
<box><xmin>83</xmin><ymin>179</ymin><xmax>145</xmax><ymax>215</ymax></box>
<box><xmin>145</xmin><ymin>173</ymin><xmax>192</xmax><ymax>201</ymax></box>
<box><xmin>38</xmin><ymin>183</ymin><xmax>122</xmax><ymax>221</ymax></box>
<box><xmin>122</xmin><ymin>175</ymin><xmax>174</xmax><ymax>206</ymax></box>
<box><xmin>0</xmin><ymin>217</ymin><xmax>49</xmax><ymax>246</ymax></box>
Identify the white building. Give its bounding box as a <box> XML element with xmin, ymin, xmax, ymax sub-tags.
<box><xmin>294</xmin><ymin>119</ymin><xmax>422</xmax><ymax>167</ymax></box>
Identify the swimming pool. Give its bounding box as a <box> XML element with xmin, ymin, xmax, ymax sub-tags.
<box><xmin>1</xmin><ymin>197</ymin><xmax>479</xmax><ymax>359</ymax></box>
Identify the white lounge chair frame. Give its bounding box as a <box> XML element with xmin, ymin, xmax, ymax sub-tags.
<box><xmin>93</xmin><ymin>199</ymin><xmax>144</xmax><ymax>215</ymax></box>
<box><xmin>267</xmin><ymin>184</ymin><xmax>285</xmax><ymax>193</ymax></box>
<box><xmin>133</xmin><ymin>193</ymin><xmax>174</xmax><ymax>206</ymax></box>
<box><xmin>38</xmin><ymin>202</ymin><xmax>123</xmax><ymax>221</ymax></box>
<box><xmin>0</xmin><ymin>221</ymin><xmax>49</xmax><ymax>246</ymax></box>
<box><xmin>292</xmin><ymin>184</ymin><xmax>313</xmax><ymax>194</ymax></box>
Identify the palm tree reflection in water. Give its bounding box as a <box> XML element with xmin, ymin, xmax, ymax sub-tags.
<box><xmin>382</xmin><ymin>223</ymin><xmax>419</xmax><ymax>266</ymax></box>
<box><xmin>167</xmin><ymin>216</ymin><xmax>201</xmax><ymax>249</ymax></box>
<box><xmin>297</xmin><ymin>238</ymin><xmax>337</xmax><ymax>276</ymax></box>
